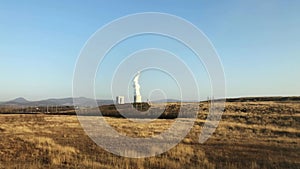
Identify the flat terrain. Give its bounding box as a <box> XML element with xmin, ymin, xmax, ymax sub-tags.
<box><xmin>0</xmin><ymin>100</ymin><xmax>299</xmax><ymax>169</ymax></box>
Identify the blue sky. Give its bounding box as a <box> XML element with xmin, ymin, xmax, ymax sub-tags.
<box><xmin>0</xmin><ymin>1</ymin><xmax>299</xmax><ymax>101</ymax></box>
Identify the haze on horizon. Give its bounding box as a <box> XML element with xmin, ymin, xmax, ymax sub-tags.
<box><xmin>1</xmin><ymin>1</ymin><xmax>300</xmax><ymax>101</ymax></box>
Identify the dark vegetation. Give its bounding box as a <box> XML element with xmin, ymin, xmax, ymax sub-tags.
<box><xmin>0</xmin><ymin>106</ymin><xmax>75</xmax><ymax>115</ymax></box>
<box><xmin>99</xmin><ymin>103</ymin><xmax>185</xmax><ymax>119</ymax></box>
<box><xmin>224</xmin><ymin>96</ymin><xmax>300</xmax><ymax>102</ymax></box>
<box><xmin>0</xmin><ymin>102</ymin><xmax>187</xmax><ymax>119</ymax></box>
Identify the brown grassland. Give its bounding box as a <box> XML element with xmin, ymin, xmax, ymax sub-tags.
<box><xmin>0</xmin><ymin>100</ymin><xmax>299</xmax><ymax>169</ymax></box>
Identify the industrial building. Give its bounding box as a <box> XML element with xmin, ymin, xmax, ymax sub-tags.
<box><xmin>116</xmin><ymin>96</ymin><xmax>125</xmax><ymax>104</ymax></box>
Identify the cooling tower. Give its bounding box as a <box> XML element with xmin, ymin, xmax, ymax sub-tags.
<box><xmin>134</xmin><ymin>95</ymin><xmax>142</xmax><ymax>103</ymax></box>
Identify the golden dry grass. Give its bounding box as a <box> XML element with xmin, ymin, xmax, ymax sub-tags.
<box><xmin>0</xmin><ymin>100</ymin><xmax>299</xmax><ymax>168</ymax></box>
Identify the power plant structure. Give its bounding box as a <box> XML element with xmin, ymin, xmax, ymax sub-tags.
<box><xmin>116</xmin><ymin>96</ymin><xmax>125</xmax><ymax>104</ymax></box>
<box><xmin>134</xmin><ymin>95</ymin><xmax>142</xmax><ymax>103</ymax></box>
<box><xmin>133</xmin><ymin>71</ymin><xmax>142</xmax><ymax>103</ymax></box>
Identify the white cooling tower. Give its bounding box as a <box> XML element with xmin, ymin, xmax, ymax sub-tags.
<box><xmin>134</xmin><ymin>95</ymin><xmax>141</xmax><ymax>103</ymax></box>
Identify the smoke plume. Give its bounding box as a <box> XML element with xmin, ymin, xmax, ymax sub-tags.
<box><xmin>133</xmin><ymin>71</ymin><xmax>141</xmax><ymax>96</ymax></box>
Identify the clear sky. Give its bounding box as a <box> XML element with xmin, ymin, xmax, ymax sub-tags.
<box><xmin>0</xmin><ymin>0</ymin><xmax>299</xmax><ymax>101</ymax></box>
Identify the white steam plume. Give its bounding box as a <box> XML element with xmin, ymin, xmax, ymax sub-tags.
<box><xmin>133</xmin><ymin>71</ymin><xmax>141</xmax><ymax>96</ymax></box>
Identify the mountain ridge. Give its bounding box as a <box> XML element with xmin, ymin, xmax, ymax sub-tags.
<box><xmin>0</xmin><ymin>97</ymin><xmax>113</xmax><ymax>107</ymax></box>
<box><xmin>1</xmin><ymin>96</ymin><xmax>300</xmax><ymax>107</ymax></box>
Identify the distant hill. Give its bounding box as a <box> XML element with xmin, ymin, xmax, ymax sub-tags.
<box><xmin>150</xmin><ymin>99</ymin><xmax>200</xmax><ymax>103</ymax></box>
<box><xmin>1</xmin><ymin>96</ymin><xmax>299</xmax><ymax>107</ymax></box>
<box><xmin>6</xmin><ymin>97</ymin><xmax>30</xmax><ymax>104</ymax></box>
<box><xmin>0</xmin><ymin>97</ymin><xmax>113</xmax><ymax>107</ymax></box>
<box><xmin>150</xmin><ymin>99</ymin><xmax>181</xmax><ymax>103</ymax></box>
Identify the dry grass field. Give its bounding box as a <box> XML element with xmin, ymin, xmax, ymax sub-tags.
<box><xmin>0</xmin><ymin>100</ymin><xmax>299</xmax><ymax>169</ymax></box>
